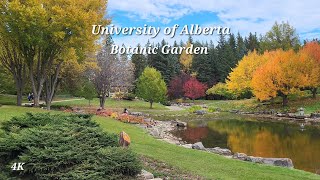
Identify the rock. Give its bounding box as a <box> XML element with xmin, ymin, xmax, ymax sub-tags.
<box><xmin>206</xmin><ymin>147</ymin><xmax>232</xmax><ymax>156</ymax></box>
<box><xmin>232</xmin><ymin>152</ymin><xmax>248</xmax><ymax>161</ymax></box>
<box><xmin>287</xmin><ymin>113</ymin><xmax>296</xmax><ymax>118</ymax></box>
<box><xmin>119</xmin><ymin>131</ymin><xmax>131</xmax><ymax>147</ymax></box>
<box><xmin>192</xmin><ymin>142</ymin><xmax>205</xmax><ymax>150</ymax></box>
<box><xmin>195</xmin><ymin>110</ymin><xmax>206</xmax><ymax>115</ymax></box>
<box><xmin>244</xmin><ymin>156</ymin><xmax>294</xmax><ymax>168</ymax></box>
<box><xmin>150</xmin><ymin>128</ymin><xmax>161</xmax><ymax>138</ymax></box>
<box><xmin>138</xmin><ymin>169</ymin><xmax>154</xmax><ymax>179</ymax></box>
<box><xmin>276</xmin><ymin>113</ymin><xmax>286</xmax><ymax>117</ymax></box>
<box><xmin>261</xmin><ymin>158</ymin><xmax>294</xmax><ymax>168</ymax></box>
<box><xmin>181</xmin><ymin>144</ymin><xmax>193</xmax><ymax>149</ymax></box>
<box><xmin>176</xmin><ymin>121</ymin><xmax>187</xmax><ymax>127</ymax></box>
<box><xmin>229</xmin><ymin>109</ymin><xmax>239</xmax><ymax>113</ymax></box>
<box><xmin>310</xmin><ymin>113</ymin><xmax>320</xmax><ymax>118</ymax></box>
<box><xmin>130</xmin><ymin>112</ymin><xmax>143</xmax><ymax>116</ymax></box>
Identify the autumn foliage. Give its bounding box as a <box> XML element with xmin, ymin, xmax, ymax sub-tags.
<box><xmin>183</xmin><ymin>77</ymin><xmax>207</xmax><ymax>100</ymax></box>
<box><xmin>167</xmin><ymin>73</ymin><xmax>191</xmax><ymax>99</ymax></box>
<box><xmin>225</xmin><ymin>41</ymin><xmax>320</xmax><ymax>106</ymax></box>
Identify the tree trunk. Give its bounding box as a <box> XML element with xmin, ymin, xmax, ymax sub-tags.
<box><xmin>99</xmin><ymin>95</ymin><xmax>106</xmax><ymax>109</ymax></box>
<box><xmin>312</xmin><ymin>88</ymin><xmax>317</xmax><ymax>99</ymax></box>
<box><xmin>89</xmin><ymin>100</ymin><xmax>91</xmax><ymax>106</ymax></box>
<box><xmin>150</xmin><ymin>101</ymin><xmax>153</xmax><ymax>109</ymax></box>
<box><xmin>282</xmin><ymin>95</ymin><xmax>288</xmax><ymax>106</ymax></box>
<box><xmin>44</xmin><ymin>62</ymin><xmax>62</xmax><ymax>110</ymax></box>
<box><xmin>15</xmin><ymin>79</ymin><xmax>24</xmax><ymax>106</ymax></box>
<box><xmin>16</xmin><ymin>89</ymin><xmax>23</xmax><ymax>106</ymax></box>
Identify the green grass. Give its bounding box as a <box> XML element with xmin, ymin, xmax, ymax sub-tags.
<box><xmin>52</xmin><ymin>98</ymin><xmax>168</xmax><ymax>110</ymax></box>
<box><xmin>0</xmin><ymin>94</ymin><xmax>28</xmax><ymax>105</ymax></box>
<box><xmin>0</xmin><ymin>106</ymin><xmax>319</xmax><ymax>179</ymax></box>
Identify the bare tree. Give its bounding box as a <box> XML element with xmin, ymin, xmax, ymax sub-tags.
<box><xmin>94</xmin><ymin>36</ymin><xmax>117</xmax><ymax>109</ymax></box>
<box><xmin>0</xmin><ymin>38</ymin><xmax>26</xmax><ymax>106</ymax></box>
<box><xmin>93</xmin><ymin>39</ymin><xmax>135</xmax><ymax>109</ymax></box>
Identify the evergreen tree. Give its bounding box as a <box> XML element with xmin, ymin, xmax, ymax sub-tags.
<box><xmin>245</xmin><ymin>32</ymin><xmax>260</xmax><ymax>52</ymax></box>
<box><xmin>131</xmin><ymin>44</ymin><xmax>147</xmax><ymax>80</ymax></box>
<box><xmin>236</xmin><ymin>32</ymin><xmax>247</xmax><ymax>60</ymax></box>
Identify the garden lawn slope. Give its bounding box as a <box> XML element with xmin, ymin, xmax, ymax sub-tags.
<box><xmin>0</xmin><ymin>106</ymin><xmax>319</xmax><ymax>179</ymax></box>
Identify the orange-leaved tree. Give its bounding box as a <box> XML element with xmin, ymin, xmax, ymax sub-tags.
<box><xmin>299</xmin><ymin>41</ymin><xmax>320</xmax><ymax>98</ymax></box>
<box><xmin>251</xmin><ymin>49</ymin><xmax>302</xmax><ymax>106</ymax></box>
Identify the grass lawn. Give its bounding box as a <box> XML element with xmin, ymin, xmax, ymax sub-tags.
<box><xmin>0</xmin><ymin>106</ymin><xmax>319</xmax><ymax>179</ymax></box>
<box><xmin>187</xmin><ymin>96</ymin><xmax>320</xmax><ymax>114</ymax></box>
<box><xmin>52</xmin><ymin>98</ymin><xmax>168</xmax><ymax>110</ymax></box>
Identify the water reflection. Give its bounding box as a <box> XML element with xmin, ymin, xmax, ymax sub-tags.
<box><xmin>173</xmin><ymin>118</ymin><xmax>320</xmax><ymax>174</ymax></box>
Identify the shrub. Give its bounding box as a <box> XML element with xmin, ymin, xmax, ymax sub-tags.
<box><xmin>112</xmin><ymin>91</ymin><xmax>124</xmax><ymax>99</ymax></box>
<box><xmin>122</xmin><ymin>93</ymin><xmax>136</xmax><ymax>101</ymax></box>
<box><xmin>188</xmin><ymin>105</ymin><xmax>202</xmax><ymax>113</ymax></box>
<box><xmin>207</xmin><ymin>83</ymin><xmax>236</xmax><ymax>100</ymax></box>
<box><xmin>208</xmin><ymin>106</ymin><xmax>218</xmax><ymax>113</ymax></box>
<box><xmin>0</xmin><ymin>113</ymin><xmax>142</xmax><ymax>179</ymax></box>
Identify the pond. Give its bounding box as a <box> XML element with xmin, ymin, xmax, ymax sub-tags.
<box><xmin>172</xmin><ymin>116</ymin><xmax>320</xmax><ymax>174</ymax></box>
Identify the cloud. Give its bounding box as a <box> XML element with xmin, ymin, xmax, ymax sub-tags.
<box><xmin>108</xmin><ymin>0</ymin><xmax>320</xmax><ymax>39</ymax></box>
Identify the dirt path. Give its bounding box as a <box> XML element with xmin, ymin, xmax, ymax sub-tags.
<box><xmin>52</xmin><ymin>98</ymin><xmax>84</xmax><ymax>103</ymax></box>
<box><xmin>166</xmin><ymin>105</ymin><xmax>184</xmax><ymax>111</ymax></box>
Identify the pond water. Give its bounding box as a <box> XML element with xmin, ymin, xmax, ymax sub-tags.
<box><xmin>172</xmin><ymin>117</ymin><xmax>320</xmax><ymax>174</ymax></box>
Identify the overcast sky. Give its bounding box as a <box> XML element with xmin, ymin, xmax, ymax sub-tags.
<box><xmin>107</xmin><ymin>0</ymin><xmax>320</xmax><ymax>47</ymax></box>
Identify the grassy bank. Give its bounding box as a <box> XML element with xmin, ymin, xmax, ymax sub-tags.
<box><xmin>0</xmin><ymin>106</ymin><xmax>319</xmax><ymax>179</ymax></box>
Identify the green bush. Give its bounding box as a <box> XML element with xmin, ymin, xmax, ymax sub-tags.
<box><xmin>122</xmin><ymin>93</ymin><xmax>136</xmax><ymax>101</ymax></box>
<box><xmin>0</xmin><ymin>113</ymin><xmax>142</xmax><ymax>179</ymax></box>
<box><xmin>207</xmin><ymin>83</ymin><xmax>236</xmax><ymax>100</ymax></box>
<box><xmin>208</xmin><ymin>106</ymin><xmax>218</xmax><ymax>113</ymax></box>
<box><xmin>188</xmin><ymin>105</ymin><xmax>202</xmax><ymax>113</ymax></box>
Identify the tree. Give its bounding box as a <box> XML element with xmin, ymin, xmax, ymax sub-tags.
<box><xmin>94</xmin><ymin>36</ymin><xmax>117</xmax><ymax>109</ymax></box>
<box><xmin>183</xmin><ymin>77</ymin><xmax>207</xmax><ymax>101</ymax></box>
<box><xmin>0</xmin><ymin>38</ymin><xmax>26</xmax><ymax>106</ymax></box>
<box><xmin>251</xmin><ymin>50</ymin><xmax>301</xmax><ymax>106</ymax></box>
<box><xmin>167</xmin><ymin>72</ymin><xmax>191</xmax><ymax>99</ymax></box>
<box><xmin>299</xmin><ymin>41</ymin><xmax>320</xmax><ymax>98</ymax></box>
<box><xmin>136</xmin><ymin>67</ymin><xmax>167</xmax><ymax>108</ymax></box>
<box><xmin>0</xmin><ymin>0</ymin><xmax>107</xmax><ymax>107</ymax></box>
<box><xmin>180</xmin><ymin>41</ymin><xmax>193</xmax><ymax>73</ymax></box>
<box><xmin>206</xmin><ymin>82</ymin><xmax>235</xmax><ymax>100</ymax></box>
<box><xmin>131</xmin><ymin>44</ymin><xmax>147</xmax><ymax>80</ymax></box>
<box><xmin>245</xmin><ymin>32</ymin><xmax>259</xmax><ymax>52</ymax></box>
<box><xmin>260</xmin><ymin>21</ymin><xmax>300</xmax><ymax>52</ymax></box>
<box><xmin>226</xmin><ymin>50</ymin><xmax>267</xmax><ymax>97</ymax></box>
<box><xmin>81</xmin><ymin>80</ymin><xmax>96</xmax><ymax>106</ymax></box>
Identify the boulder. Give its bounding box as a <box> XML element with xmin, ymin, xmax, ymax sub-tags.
<box><xmin>310</xmin><ymin>113</ymin><xmax>320</xmax><ymax>118</ymax></box>
<box><xmin>206</xmin><ymin>147</ymin><xmax>232</xmax><ymax>156</ymax></box>
<box><xmin>138</xmin><ymin>169</ymin><xmax>154</xmax><ymax>179</ymax></box>
<box><xmin>130</xmin><ymin>112</ymin><xmax>143</xmax><ymax>116</ymax></box>
<box><xmin>195</xmin><ymin>110</ymin><xmax>206</xmax><ymax>115</ymax></box>
<box><xmin>229</xmin><ymin>109</ymin><xmax>239</xmax><ymax>113</ymax></box>
<box><xmin>232</xmin><ymin>152</ymin><xmax>248</xmax><ymax>161</ymax></box>
<box><xmin>119</xmin><ymin>131</ymin><xmax>131</xmax><ymax>147</ymax></box>
<box><xmin>150</xmin><ymin>128</ymin><xmax>161</xmax><ymax>138</ymax></box>
<box><xmin>176</xmin><ymin>121</ymin><xmax>187</xmax><ymax>127</ymax></box>
<box><xmin>260</xmin><ymin>158</ymin><xmax>294</xmax><ymax>168</ymax></box>
<box><xmin>244</xmin><ymin>156</ymin><xmax>294</xmax><ymax>168</ymax></box>
<box><xmin>181</xmin><ymin>144</ymin><xmax>193</xmax><ymax>149</ymax></box>
<box><xmin>192</xmin><ymin>142</ymin><xmax>205</xmax><ymax>150</ymax></box>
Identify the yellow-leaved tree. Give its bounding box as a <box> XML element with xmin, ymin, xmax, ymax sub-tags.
<box><xmin>180</xmin><ymin>42</ymin><xmax>193</xmax><ymax>73</ymax></box>
<box><xmin>226</xmin><ymin>50</ymin><xmax>267</xmax><ymax>98</ymax></box>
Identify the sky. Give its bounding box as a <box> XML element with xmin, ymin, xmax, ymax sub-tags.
<box><xmin>107</xmin><ymin>0</ymin><xmax>320</xmax><ymax>47</ymax></box>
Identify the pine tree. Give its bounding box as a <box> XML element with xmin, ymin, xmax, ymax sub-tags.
<box><xmin>131</xmin><ymin>44</ymin><xmax>147</xmax><ymax>80</ymax></box>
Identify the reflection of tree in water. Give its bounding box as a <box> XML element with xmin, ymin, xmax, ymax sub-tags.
<box><xmin>205</xmin><ymin>119</ymin><xmax>320</xmax><ymax>174</ymax></box>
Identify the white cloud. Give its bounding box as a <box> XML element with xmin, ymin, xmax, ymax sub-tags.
<box><xmin>108</xmin><ymin>0</ymin><xmax>320</xmax><ymax>41</ymax></box>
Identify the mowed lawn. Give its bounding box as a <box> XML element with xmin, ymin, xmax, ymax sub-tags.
<box><xmin>0</xmin><ymin>106</ymin><xmax>319</xmax><ymax>179</ymax></box>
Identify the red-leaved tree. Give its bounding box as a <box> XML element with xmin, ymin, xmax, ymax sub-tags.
<box><xmin>183</xmin><ymin>77</ymin><xmax>207</xmax><ymax>101</ymax></box>
<box><xmin>168</xmin><ymin>73</ymin><xmax>191</xmax><ymax>99</ymax></box>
